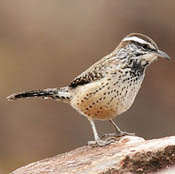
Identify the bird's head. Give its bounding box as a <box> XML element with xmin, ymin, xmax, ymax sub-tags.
<box><xmin>117</xmin><ymin>33</ymin><xmax>170</xmax><ymax>68</ymax></box>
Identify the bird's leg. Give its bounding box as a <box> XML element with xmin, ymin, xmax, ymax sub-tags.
<box><xmin>109</xmin><ymin>119</ymin><xmax>123</xmax><ymax>134</ymax></box>
<box><xmin>110</xmin><ymin>119</ymin><xmax>135</xmax><ymax>136</ymax></box>
<box><xmin>103</xmin><ymin>120</ymin><xmax>135</xmax><ymax>138</ymax></box>
<box><xmin>88</xmin><ymin>119</ymin><xmax>115</xmax><ymax>146</ymax></box>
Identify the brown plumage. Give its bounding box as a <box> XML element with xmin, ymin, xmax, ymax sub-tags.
<box><xmin>7</xmin><ymin>33</ymin><xmax>170</xmax><ymax>146</ymax></box>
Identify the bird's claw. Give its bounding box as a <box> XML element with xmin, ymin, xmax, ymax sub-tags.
<box><xmin>88</xmin><ymin>137</ymin><xmax>115</xmax><ymax>147</ymax></box>
<box><xmin>102</xmin><ymin>131</ymin><xmax>135</xmax><ymax>139</ymax></box>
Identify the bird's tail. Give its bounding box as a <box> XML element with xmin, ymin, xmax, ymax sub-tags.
<box><xmin>7</xmin><ymin>87</ymin><xmax>71</xmax><ymax>103</ymax></box>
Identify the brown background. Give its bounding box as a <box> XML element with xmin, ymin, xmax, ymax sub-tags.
<box><xmin>1</xmin><ymin>0</ymin><xmax>175</xmax><ymax>173</ymax></box>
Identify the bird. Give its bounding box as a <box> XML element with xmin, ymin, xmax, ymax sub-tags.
<box><xmin>7</xmin><ymin>33</ymin><xmax>170</xmax><ymax>146</ymax></box>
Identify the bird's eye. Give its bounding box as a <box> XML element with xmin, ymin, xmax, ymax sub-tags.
<box><xmin>136</xmin><ymin>53</ymin><xmax>142</xmax><ymax>57</ymax></box>
<box><xmin>142</xmin><ymin>44</ymin><xmax>149</xmax><ymax>50</ymax></box>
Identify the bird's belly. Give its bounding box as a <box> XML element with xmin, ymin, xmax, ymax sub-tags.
<box><xmin>71</xmin><ymin>91</ymin><xmax>118</xmax><ymax>120</ymax></box>
<box><xmin>71</xmin><ymin>78</ymin><xmax>143</xmax><ymax>120</ymax></box>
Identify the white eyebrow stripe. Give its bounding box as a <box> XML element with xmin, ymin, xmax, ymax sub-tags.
<box><xmin>122</xmin><ymin>36</ymin><xmax>149</xmax><ymax>45</ymax></box>
<box><xmin>123</xmin><ymin>36</ymin><xmax>156</xmax><ymax>50</ymax></box>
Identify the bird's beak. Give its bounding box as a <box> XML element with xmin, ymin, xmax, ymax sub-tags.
<box><xmin>154</xmin><ymin>50</ymin><xmax>170</xmax><ymax>60</ymax></box>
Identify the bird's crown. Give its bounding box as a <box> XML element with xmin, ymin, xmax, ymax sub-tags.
<box><xmin>119</xmin><ymin>33</ymin><xmax>158</xmax><ymax>51</ymax></box>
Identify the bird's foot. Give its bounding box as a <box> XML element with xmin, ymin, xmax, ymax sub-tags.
<box><xmin>118</xmin><ymin>131</ymin><xmax>135</xmax><ymax>137</ymax></box>
<box><xmin>103</xmin><ymin>131</ymin><xmax>135</xmax><ymax>139</ymax></box>
<box><xmin>88</xmin><ymin>137</ymin><xmax>115</xmax><ymax>147</ymax></box>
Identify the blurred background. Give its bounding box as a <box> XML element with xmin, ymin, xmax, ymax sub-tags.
<box><xmin>0</xmin><ymin>0</ymin><xmax>175</xmax><ymax>173</ymax></box>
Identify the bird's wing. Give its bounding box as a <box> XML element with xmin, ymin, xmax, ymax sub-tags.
<box><xmin>69</xmin><ymin>67</ymin><xmax>104</xmax><ymax>88</ymax></box>
<box><xmin>69</xmin><ymin>52</ymin><xmax>120</xmax><ymax>88</ymax></box>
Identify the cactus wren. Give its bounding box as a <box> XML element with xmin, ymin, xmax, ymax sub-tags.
<box><xmin>7</xmin><ymin>33</ymin><xmax>170</xmax><ymax>146</ymax></box>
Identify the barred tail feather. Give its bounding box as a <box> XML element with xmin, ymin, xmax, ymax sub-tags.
<box><xmin>7</xmin><ymin>87</ymin><xmax>71</xmax><ymax>102</ymax></box>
